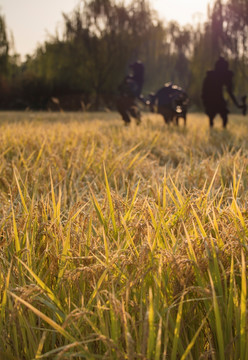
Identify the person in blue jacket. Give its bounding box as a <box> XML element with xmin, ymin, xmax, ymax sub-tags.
<box><xmin>116</xmin><ymin>61</ymin><xmax>144</xmax><ymax>125</ymax></box>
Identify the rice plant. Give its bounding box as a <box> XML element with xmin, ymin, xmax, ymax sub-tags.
<box><xmin>0</xmin><ymin>111</ymin><xmax>248</xmax><ymax>359</ymax></box>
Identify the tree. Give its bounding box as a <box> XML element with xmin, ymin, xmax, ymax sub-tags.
<box><xmin>0</xmin><ymin>13</ymin><xmax>9</xmax><ymax>75</ymax></box>
<box><xmin>206</xmin><ymin>0</ymin><xmax>248</xmax><ymax>96</ymax></box>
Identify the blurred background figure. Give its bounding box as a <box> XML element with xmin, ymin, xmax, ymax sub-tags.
<box><xmin>148</xmin><ymin>83</ymin><xmax>189</xmax><ymax>126</ymax></box>
<box><xmin>116</xmin><ymin>61</ymin><xmax>144</xmax><ymax>125</ymax></box>
<box><xmin>201</xmin><ymin>57</ymin><xmax>247</xmax><ymax>128</ymax></box>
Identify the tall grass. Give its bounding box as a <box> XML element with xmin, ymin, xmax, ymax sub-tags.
<box><xmin>0</xmin><ymin>111</ymin><xmax>248</xmax><ymax>359</ymax></box>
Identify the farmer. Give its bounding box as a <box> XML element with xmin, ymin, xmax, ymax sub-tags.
<box><xmin>201</xmin><ymin>57</ymin><xmax>246</xmax><ymax>128</ymax></box>
<box><xmin>116</xmin><ymin>61</ymin><xmax>144</xmax><ymax>125</ymax></box>
<box><xmin>148</xmin><ymin>83</ymin><xmax>189</xmax><ymax>125</ymax></box>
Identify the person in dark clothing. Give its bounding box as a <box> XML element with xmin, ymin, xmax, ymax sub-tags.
<box><xmin>201</xmin><ymin>57</ymin><xmax>246</xmax><ymax>128</ymax></box>
<box><xmin>116</xmin><ymin>61</ymin><xmax>144</xmax><ymax>125</ymax></box>
<box><xmin>148</xmin><ymin>83</ymin><xmax>189</xmax><ymax>125</ymax></box>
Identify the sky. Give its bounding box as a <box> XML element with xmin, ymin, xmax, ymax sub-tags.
<box><xmin>1</xmin><ymin>0</ymin><xmax>213</xmax><ymax>59</ymax></box>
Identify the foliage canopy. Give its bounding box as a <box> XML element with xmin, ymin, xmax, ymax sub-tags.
<box><xmin>0</xmin><ymin>0</ymin><xmax>248</xmax><ymax>110</ymax></box>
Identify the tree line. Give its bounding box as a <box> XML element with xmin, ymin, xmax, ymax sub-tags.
<box><xmin>0</xmin><ymin>0</ymin><xmax>248</xmax><ymax>111</ymax></box>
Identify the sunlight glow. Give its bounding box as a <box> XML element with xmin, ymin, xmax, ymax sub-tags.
<box><xmin>1</xmin><ymin>0</ymin><xmax>214</xmax><ymax>58</ymax></box>
<box><xmin>152</xmin><ymin>0</ymin><xmax>214</xmax><ymax>26</ymax></box>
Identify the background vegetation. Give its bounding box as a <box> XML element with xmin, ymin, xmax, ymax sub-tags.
<box><xmin>0</xmin><ymin>0</ymin><xmax>248</xmax><ymax>110</ymax></box>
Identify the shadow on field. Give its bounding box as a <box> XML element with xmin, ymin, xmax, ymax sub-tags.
<box><xmin>144</xmin><ymin>115</ymin><xmax>189</xmax><ymax>134</ymax></box>
<box><xmin>208</xmin><ymin>128</ymin><xmax>237</xmax><ymax>152</ymax></box>
<box><xmin>0</xmin><ymin>111</ymin><xmax>119</xmax><ymax>124</ymax></box>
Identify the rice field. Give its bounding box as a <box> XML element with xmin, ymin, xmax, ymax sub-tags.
<box><xmin>0</xmin><ymin>110</ymin><xmax>248</xmax><ymax>359</ymax></box>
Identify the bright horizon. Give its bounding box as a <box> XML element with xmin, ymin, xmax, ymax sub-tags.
<box><xmin>153</xmin><ymin>0</ymin><xmax>214</xmax><ymax>25</ymax></box>
<box><xmin>1</xmin><ymin>0</ymin><xmax>213</xmax><ymax>59</ymax></box>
